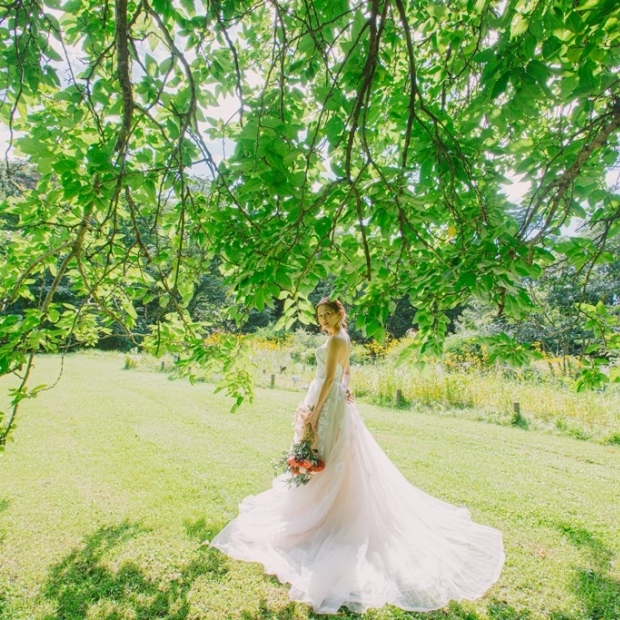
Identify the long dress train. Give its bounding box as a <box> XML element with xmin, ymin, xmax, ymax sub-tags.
<box><xmin>211</xmin><ymin>339</ymin><xmax>505</xmax><ymax>614</ymax></box>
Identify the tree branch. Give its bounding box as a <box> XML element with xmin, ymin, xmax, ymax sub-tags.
<box><xmin>114</xmin><ymin>0</ymin><xmax>134</xmax><ymax>152</ymax></box>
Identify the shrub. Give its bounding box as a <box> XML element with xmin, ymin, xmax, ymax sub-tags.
<box><xmin>123</xmin><ymin>356</ymin><xmax>138</xmax><ymax>370</ymax></box>
<box><xmin>443</xmin><ymin>335</ymin><xmax>489</xmax><ymax>372</ymax></box>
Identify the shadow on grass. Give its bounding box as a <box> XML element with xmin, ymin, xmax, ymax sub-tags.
<box><xmin>308</xmin><ymin>599</ymin><xmax>530</xmax><ymax>620</ymax></box>
<box><xmin>233</xmin><ymin>592</ymin><xmax>533</xmax><ymax>620</ymax></box>
<box><xmin>183</xmin><ymin>516</ymin><xmax>226</xmax><ymax>545</ymax></box>
<box><xmin>556</xmin><ymin>522</ymin><xmax>613</xmax><ymax>570</ymax></box>
<box><xmin>250</xmin><ymin>566</ymin><xmax>531</xmax><ymax>620</ymax></box>
<box><xmin>41</xmin><ymin>517</ymin><xmax>612</xmax><ymax>620</ymax></box>
<box><xmin>239</xmin><ymin>599</ymin><xmax>298</xmax><ymax>619</ymax></box>
<box><xmin>252</xmin><ymin>571</ymin><xmax>616</xmax><ymax>620</ymax></box>
<box><xmin>551</xmin><ymin>522</ymin><xmax>620</xmax><ymax>620</ymax></box>
<box><xmin>41</xmin><ymin>520</ymin><xmax>228</xmax><ymax>620</ymax></box>
<box><xmin>570</xmin><ymin>568</ymin><xmax>620</xmax><ymax>620</ymax></box>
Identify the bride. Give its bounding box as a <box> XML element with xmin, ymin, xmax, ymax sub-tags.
<box><xmin>211</xmin><ymin>298</ymin><xmax>505</xmax><ymax>614</ymax></box>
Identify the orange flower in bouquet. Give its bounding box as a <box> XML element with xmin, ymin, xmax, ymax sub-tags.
<box><xmin>275</xmin><ymin>403</ymin><xmax>325</xmax><ymax>486</ymax></box>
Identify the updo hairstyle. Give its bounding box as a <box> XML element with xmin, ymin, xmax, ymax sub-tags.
<box><xmin>315</xmin><ymin>297</ymin><xmax>347</xmax><ymax>329</ymax></box>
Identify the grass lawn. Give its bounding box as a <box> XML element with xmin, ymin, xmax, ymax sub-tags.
<box><xmin>1</xmin><ymin>351</ymin><xmax>619</xmax><ymax>620</ymax></box>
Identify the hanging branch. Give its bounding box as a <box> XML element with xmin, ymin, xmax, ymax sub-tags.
<box><xmin>114</xmin><ymin>0</ymin><xmax>134</xmax><ymax>153</ymax></box>
<box><xmin>344</xmin><ymin>0</ymin><xmax>386</xmax><ymax>179</ymax></box>
<box><xmin>215</xmin><ymin>10</ymin><xmax>245</xmax><ymax>125</ymax></box>
<box><xmin>393</xmin><ymin>0</ymin><xmax>418</xmax><ymax>169</ymax></box>
<box><xmin>523</xmin><ymin>99</ymin><xmax>620</xmax><ymax>246</ymax></box>
<box><xmin>352</xmin><ymin>185</ymin><xmax>372</xmax><ymax>281</ymax></box>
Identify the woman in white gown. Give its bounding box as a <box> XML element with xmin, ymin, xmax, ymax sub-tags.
<box><xmin>211</xmin><ymin>298</ymin><xmax>505</xmax><ymax>614</ymax></box>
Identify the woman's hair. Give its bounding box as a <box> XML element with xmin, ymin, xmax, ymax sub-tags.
<box><xmin>315</xmin><ymin>297</ymin><xmax>347</xmax><ymax>329</ymax></box>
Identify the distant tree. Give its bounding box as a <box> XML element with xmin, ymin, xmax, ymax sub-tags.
<box><xmin>456</xmin><ymin>230</ymin><xmax>620</xmax><ymax>364</ymax></box>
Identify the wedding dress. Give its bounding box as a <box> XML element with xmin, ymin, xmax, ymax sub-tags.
<box><xmin>211</xmin><ymin>338</ymin><xmax>505</xmax><ymax>614</ymax></box>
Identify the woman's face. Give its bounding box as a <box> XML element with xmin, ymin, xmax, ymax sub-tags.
<box><xmin>317</xmin><ymin>305</ymin><xmax>339</xmax><ymax>332</ymax></box>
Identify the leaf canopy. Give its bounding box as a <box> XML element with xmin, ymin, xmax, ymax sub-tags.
<box><xmin>1</xmin><ymin>0</ymin><xmax>620</xmax><ymax>443</ymax></box>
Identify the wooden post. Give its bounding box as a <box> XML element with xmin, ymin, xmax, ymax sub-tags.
<box><xmin>160</xmin><ymin>361</ymin><xmax>165</xmax><ymax>371</ymax></box>
<box><xmin>270</xmin><ymin>374</ymin><xmax>275</xmax><ymax>388</ymax></box>
<box><xmin>396</xmin><ymin>389</ymin><xmax>403</xmax><ymax>407</ymax></box>
<box><xmin>511</xmin><ymin>401</ymin><xmax>527</xmax><ymax>428</ymax></box>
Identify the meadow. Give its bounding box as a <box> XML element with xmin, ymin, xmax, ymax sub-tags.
<box><xmin>0</xmin><ymin>351</ymin><xmax>619</xmax><ymax>620</ymax></box>
<box><xmin>231</xmin><ymin>331</ymin><xmax>620</xmax><ymax>446</ymax></box>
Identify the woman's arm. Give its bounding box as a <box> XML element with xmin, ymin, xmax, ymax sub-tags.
<box><xmin>342</xmin><ymin>359</ymin><xmax>353</xmax><ymax>402</ymax></box>
<box><xmin>341</xmin><ymin>359</ymin><xmax>350</xmax><ymax>389</ymax></box>
<box><xmin>305</xmin><ymin>337</ymin><xmax>345</xmax><ymax>433</ymax></box>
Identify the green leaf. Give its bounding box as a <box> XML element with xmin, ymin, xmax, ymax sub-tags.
<box><xmin>491</xmin><ymin>71</ymin><xmax>511</xmax><ymax>99</ymax></box>
<box><xmin>180</xmin><ymin>0</ymin><xmax>195</xmax><ymax>15</ymax></box>
<box><xmin>47</xmin><ymin>308</ymin><xmax>60</xmax><ymax>323</ymax></box>
<box><xmin>510</xmin><ymin>14</ymin><xmax>529</xmax><ymax>39</ymax></box>
<box><xmin>542</xmin><ymin>36</ymin><xmax>562</xmax><ymax>59</ymax></box>
<box><xmin>145</xmin><ymin>54</ymin><xmax>158</xmax><ymax>77</ymax></box>
<box><xmin>455</xmin><ymin>272</ymin><xmax>477</xmax><ymax>291</ymax></box>
<box><xmin>325</xmin><ymin>116</ymin><xmax>345</xmax><ymax>144</ymax></box>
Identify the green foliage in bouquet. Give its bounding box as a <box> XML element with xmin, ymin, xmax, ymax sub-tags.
<box><xmin>277</xmin><ymin>423</ymin><xmax>325</xmax><ymax>487</ymax></box>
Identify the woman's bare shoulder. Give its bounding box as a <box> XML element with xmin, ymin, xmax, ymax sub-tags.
<box><xmin>327</xmin><ymin>332</ymin><xmax>350</xmax><ymax>351</ymax></box>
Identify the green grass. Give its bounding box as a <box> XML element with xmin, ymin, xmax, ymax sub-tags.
<box><xmin>1</xmin><ymin>351</ymin><xmax>619</xmax><ymax>620</ymax></box>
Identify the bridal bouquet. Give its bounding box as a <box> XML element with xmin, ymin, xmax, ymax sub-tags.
<box><xmin>276</xmin><ymin>404</ymin><xmax>325</xmax><ymax>487</ymax></box>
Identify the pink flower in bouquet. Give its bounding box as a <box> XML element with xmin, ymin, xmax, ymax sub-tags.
<box><xmin>275</xmin><ymin>402</ymin><xmax>325</xmax><ymax>486</ymax></box>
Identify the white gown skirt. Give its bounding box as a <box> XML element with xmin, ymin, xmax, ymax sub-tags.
<box><xmin>211</xmin><ymin>377</ymin><xmax>505</xmax><ymax>614</ymax></box>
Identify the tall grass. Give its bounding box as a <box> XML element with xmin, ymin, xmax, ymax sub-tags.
<box><xmin>239</xmin><ymin>331</ymin><xmax>620</xmax><ymax>445</ymax></box>
<box><xmin>353</xmin><ymin>363</ymin><xmax>620</xmax><ymax>443</ymax></box>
